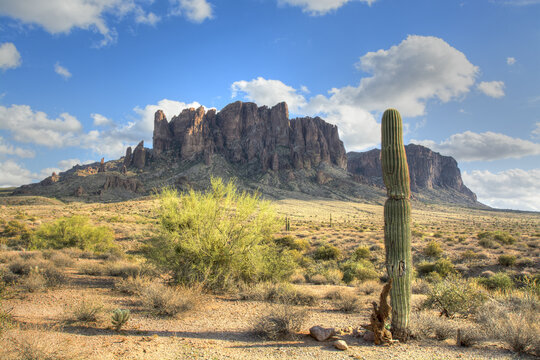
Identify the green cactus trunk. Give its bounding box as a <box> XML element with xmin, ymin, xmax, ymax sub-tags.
<box><xmin>381</xmin><ymin>109</ymin><xmax>412</xmax><ymax>342</ymax></box>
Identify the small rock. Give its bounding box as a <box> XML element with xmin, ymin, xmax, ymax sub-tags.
<box><xmin>309</xmin><ymin>326</ymin><xmax>336</xmax><ymax>341</ymax></box>
<box><xmin>363</xmin><ymin>331</ymin><xmax>375</xmax><ymax>342</ymax></box>
<box><xmin>333</xmin><ymin>340</ymin><xmax>348</xmax><ymax>350</ymax></box>
<box><xmin>481</xmin><ymin>270</ymin><xmax>495</xmax><ymax>278</ymax></box>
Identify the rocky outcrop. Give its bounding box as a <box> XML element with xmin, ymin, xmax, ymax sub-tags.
<box><xmin>131</xmin><ymin>141</ymin><xmax>146</xmax><ymax>169</ymax></box>
<box><xmin>103</xmin><ymin>175</ymin><xmax>143</xmax><ymax>192</ymax></box>
<box><xmin>124</xmin><ymin>147</ymin><xmax>132</xmax><ymax>166</ymax></box>
<box><xmin>40</xmin><ymin>172</ymin><xmax>59</xmax><ymax>186</ymax></box>
<box><xmin>74</xmin><ymin>186</ymin><xmax>86</xmax><ymax>197</ymax></box>
<box><xmin>347</xmin><ymin>144</ymin><xmax>476</xmax><ymax>201</ymax></box>
<box><xmin>98</xmin><ymin>158</ymin><xmax>105</xmax><ymax>173</ymax></box>
<box><xmin>151</xmin><ymin>101</ymin><xmax>347</xmax><ymax>172</ymax></box>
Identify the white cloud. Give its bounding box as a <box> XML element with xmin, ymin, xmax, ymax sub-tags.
<box><xmin>349</xmin><ymin>35</ymin><xmax>478</xmax><ymax>117</ymax></box>
<box><xmin>0</xmin><ymin>42</ymin><xmax>21</xmax><ymax>70</ymax></box>
<box><xmin>170</xmin><ymin>0</ymin><xmax>213</xmax><ymax>23</ymax></box>
<box><xmin>230</xmin><ymin>35</ymin><xmax>480</xmax><ymax>151</ymax></box>
<box><xmin>54</xmin><ymin>62</ymin><xmax>72</xmax><ymax>79</ymax></box>
<box><xmin>0</xmin><ymin>160</ymin><xmax>36</xmax><ymax>187</ymax></box>
<box><xmin>463</xmin><ymin>169</ymin><xmax>540</xmax><ymax>211</ymax></box>
<box><xmin>533</xmin><ymin>122</ymin><xmax>540</xmax><ymax>138</ymax></box>
<box><xmin>231</xmin><ymin>77</ymin><xmax>307</xmax><ymax>112</ymax></box>
<box><xmin>477</xmin><ymin>81</ymin><xmax>505</xmax><ymax>98</ymax></box>
<box><xmin>0</xmin><ymin>137</ymin><xmax>35</xmax><ymax>158</ymax></box>
<box><xmin>412</xmin><ymin>131</ymin><xmax>540</xmax><ymax>161</ymax></box>
<box><xmin>135</xmin><ymin>10</ymin><xmax>160</xmax><ymax>25</ymax></box>
<box><xmin>506</xmin><ymin>57</ymin><xmax>516</xmax><ymax>65</ymax></box>
<box><xmin>91</xmin><ymin>113</ymin><xmax>112</xmax><ymax>126</ymax></box>
<box><xmin>0</xmin><ymin>104</ymin><xmax>83</xmax><ymax>147</ymax></box>
<box><xmin>277</xmin><ymin>0</ymin><xmax>376</xmax><ymax>15</ymax></box>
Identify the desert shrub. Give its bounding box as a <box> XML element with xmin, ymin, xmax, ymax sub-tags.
<box><xmin>47</xmin><ymin>251</ymin><xmax>75</xmax><ymax>267</ymax></box>
<box><xmin>313</xmin><ymin>244</ymin><xmax>341</xmax><ymax>261</ymax></box>
<box><xmin>424</xmin><ymin>274</ymin><xmax>487</xmax><ymax>317</ymax></box>
<box><xmin>308</xmin><ymin>274</ymin><xmax>327</xmax><ymax>284</ymax></box>
<box><xmin>417</xmin><ymin>258</ymin><xmax>454</xmax><ymax>278</ymax></box>
<box><xmin>145</xmin><ymin>180</ymin><xmax>295</xmax><ymax>291</ymax></box>
<box><xmin>477</xmin><ymin>272</ymin><xmax>514</xmax><ymax>291</ymax></box>
<box><xmin>67</xmin><ymin>298</ymin><xmax>104</xmax><ymax>323</ymax></box>
<box><xmin>324</xmin><ymin>288</ymin><xmax>348</xmax><ymax>300</ymax></box>
<box><xmin>478</xmin><ymin>297</ymin><xmax>539</xmax><ymax>355</ymax></box>
<box><xmin>352</xmin><ymin>246</ymin><xmax>371</xmax><ymax>261</ymax></box>
<box><xmin>409</xmin><ymin>310</ymin><xmax>438</xmax><ymax>339</ymax></box>
<box><xmin>240</xmin><ymin>282</ymin><xmax>317</xmax><ymax>306</ymax></box>
<box><xmin>341</xmin><ymin>259</ymin><xmax>379</xmax><ymax>283</ymax></box>
<box><xmin>423</xmin><ymin>241</ymin><xmax>443</xmax><ymax>258</ymax></box>
<box><xmin>412</xmin><ymin>279</ymin><xmax>431</xmax><ymax>295</ymax></box>
<box><xmin>115</xmin><ymin>276</ymin><xmax>152</xmax><ymax>296</ymax></box>
<box><xmin>31</xmin><ymin>215</ymin><xmax>116</xmax><ymax>253</ymax></box>
<box><xmin>357</xmin><ymin>280</ymin><xmax>381</xmax><ymax>295</ymax></box>
<box><xmin>78</xmin><ymin>262</ymin><xmax>106</xmax><ymax>276</ymax></box>
<box><xmin>498</xmin><ymin>254</ymin><xmax>517</xmax><ymax>267</ymax></box>
<box><xmin>289</xmin><ymin>270</ymin><xmax>306</xmax><ymax>284</ymax></box>
<box><xmin>19</xmin><ymin>268</ymin><xmax>46</xmax><ymax>292</ymax></box>
<box><xmin>456</xmin><ymin>325</ymin><xmax>484</xmax><ymax>347</ymax></box>
<box><xmin>104</xmin><ymin>261</ymin><xmax>141</xmax><ymax>278</ymax></box>
<box><xmin>275</xmin><ymin>236</ymin><xmax>309</xmax><ymax>251</ymax></box>
<box><xmin>305</xmin><ymin>261</ymin><xmax>341</xmax><ymax>284</ymax></box>
<box><xmin>1</xmin><ymin>220</ymin><xmax>32</xmax><ymax>246</ymax></box>
<box><xmin>459</xmin><ymin>249</ymin><xmax>482</xmax><ymax>261</ymax></box>
<box><xmin>253</xmin><ymin>305</ymin><xmax>307</xmax><ymax>340</ymax></box>
<box><xmin>479</xmin><ymin>238</ymin><xmax>498</xmax><ymax>248</ymax></box>
<box><xmin>478</xmin><ymin>231</ymin><xmax>515</xmax><ymax>245</ymax></box>
<box><xmin>333</xmin><ymin>292</ymin><xmax>362</xmax><ymax>313</ymax></box>
<box><xmin>140</xmin><ymin>282</ymin><xmax>203</xmax><ymax>317</ymax></box>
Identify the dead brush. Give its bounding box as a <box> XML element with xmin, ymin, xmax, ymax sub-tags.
<box><xmin>66</xmin><ymin>297</ymin><xmax>104</xmax><ymax>323</ymax></box>
<box><xmin>333</xmin><ymin>292</ymin><xmax>363</xmax><ymax>313</ymax></box>
<box><xmin>115</xmin><ymin>276</ymin><xmax>152</xmax><ymax>295</ymax></box>
<box><xmin>240</xmin><ymin>282</ymin><xmax>317</xmax><ymax>306</ymax></box>
<box><xmin>140</xmin><ymin>282</ymin><xmax>204</xmax><ymax>317</ymax></box>
<box><xmin>253</xmin><ymin>305</ymin><xmax>307</xmax><ymax>340</ymax></box>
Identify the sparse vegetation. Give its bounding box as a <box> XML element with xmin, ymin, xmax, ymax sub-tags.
<box><xmin>140</xmin><ymin>282</ymin><xmax>203</xmax><ymax>317</ymax></box>
<box><xmin>253</xmin><ymin>305</ymin><xmax>307</xmax><ymax>340</ymax></box>
<box><xmin>145</xmin><ymin>180</ymin><xmax>296</xmax><ymax>291</ymax></box>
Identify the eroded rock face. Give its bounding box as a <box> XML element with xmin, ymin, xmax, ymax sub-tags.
<box><xmin>131</xmin><ymin>141</ymin><xmax>146</xmax><ymax>169</ymax></box>
<box><xmin>151</xmin><ymin>101</ymin><xmax>347</xmax><ymax>171</ymax></box>
<box><xmin>98</xmin><ymin>158</ymin><xmax>105</xmax><ymax>173</ymax></box>
<box><xmin>103</xmin><ymin>175</ymin><xmax>143</xmax><ymax>192</ymax></box>
<box><xmin>40</xmin><ymin>172</ymin><xmax>60</xmax><ymax>186</ymax></box>
<box><xmin>347</xmin><ymin>144</ymin><xmax>477</xmax><ymax>201</ymax></box>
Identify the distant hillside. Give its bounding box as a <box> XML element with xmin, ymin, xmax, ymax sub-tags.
<box><xmin>13</xmin><ymin>101</ymin><xmax>484</xmax><ymax>207</ymax></box>
<box><xmin>347</xmin><ymin>144</ymin><xmax>479</xmax><ymax>206</ymax></box>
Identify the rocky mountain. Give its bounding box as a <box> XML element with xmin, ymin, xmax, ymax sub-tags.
<box><xmin>347</xmin><ymin>144</ymin><xmax>478</xmax><ymax>204</ymax></box>
<box><xmin>12</xmin><ymin>101</ymin><xmax>481</xmax><ymax>207</ymax></box>
<box><xmin>152</xmin><ymin>101</ymin><xmax>347</xmax><ymax>172</ymax></box>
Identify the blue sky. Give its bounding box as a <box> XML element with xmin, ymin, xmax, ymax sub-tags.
<box><xmin>0</xmin><ymin>0</ymin><xmax>539</xmax><ymax>211</ymax></box>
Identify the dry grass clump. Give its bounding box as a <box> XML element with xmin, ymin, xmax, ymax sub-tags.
<box><xmin>140</xmin><ymin>282</ymin><xmax>203</xmax><ymax>317</ymax></box>
<box><xmin>77</xmin><ymin>262</ymin><xmax>105</xmax><ymax>276</ymax></box>
<box><xmin>1</xmin><ymin>330</ymin><xmax>80</xmax><ymax>360</ymax></box>
<box><xmin>115</xmin><ymin>276</ymin><xmax>152</xmax><ymax>295</ymax></box>
<box><xmin>332</xmin><ymin>292</ymin><xmax>363</xmax><ymax>313</ymax></box>
<box><xmin>477</xmin><ymin>292</ymin><xmax>540</xmax><ymax>355</ymax></box>
<box><xmin>7</xmin><ymin>256</ymin><xmax>66</xmax><ymax>292</ymax></box>
<box><xmin>45</xmin><ymin>251</ymin><xmax>74</xmax><ymax>268</ymax></box>
<box><xmin>66</xmin><ymin>297</ymin><xmax>104</xmax><ymax>323</ymax></box>
<box><xmin>253</xmin><ymin>305</ymin><xmax>307</xmax><ymax>340</ymax></box>
<box><xmin>240</xmin><ymin>282</ymin><xmax>317</xmax><ymax>306</ymax></box>
<box><xmin>356</xmin><ymin>280</ymin><xmax>381</xmax><ymax>295</ymax></box>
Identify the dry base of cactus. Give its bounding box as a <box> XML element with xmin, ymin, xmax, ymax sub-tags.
<box><xmin>363</xmin><ymin>279</ymin><xmax>394</xmax><ymax>345</ymax></box>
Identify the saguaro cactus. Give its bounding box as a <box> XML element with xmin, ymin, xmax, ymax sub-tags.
<box><xmin>381</xmin><ymin>108</ymin><xmax>412</xmax><ymax>342</ymax></box>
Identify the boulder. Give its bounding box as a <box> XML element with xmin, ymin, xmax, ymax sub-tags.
<box><xmin>309</xmin><ymin>326</ymin><xmax>336</xmax><ymax>342</ymax></box>
<box><xmin>333</xmin><ymin>340</ymin><xmax>348</xmax><ymax>350</ymax></box>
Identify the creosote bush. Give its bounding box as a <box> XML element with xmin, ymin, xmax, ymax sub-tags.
<box><xmin>341</xmin><ymin>259</ymin><xmax>379</xmax><ymax>283</ymax></box>
<box><xmin>423</xmin><ymin>240</ymin><xmax>443</xmax><ymax>258</ymax></box>
<box><xmin>498</xmin><ymin>254</ymin><xmax>517</xmax><ymax>267</ymax></box>
<box><xmin>140</xmin><ymin>282</ymin><xmax>203</xmax><ymax>317</ymax></box>
<box><xmin>477</xmin><ymin>272</ymin><xmax>514</xmax><ymax>291</ymax></box>
<box><xmin>424</xmin><ymin>274</ymin><xmax>487</xmax><ymax>317</ymax></box>
<box><xmin>146</xmin><ymin>179</ymin><xmax>295</xmax><ymax>291</ymax></box>
<box><xmin>313</xmin><ymin>244</ymin><xmax>341</xmax><ymax>261</ymax></box>
<box><xmin>31</xmin><ymin>215</ymin><xmax>116</xmax><ymax>253</ymax></box>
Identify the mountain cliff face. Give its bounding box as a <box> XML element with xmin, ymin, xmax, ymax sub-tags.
<box><xmin>347</xmin><ymin>144</ymin><xmax>477</xmax><ymax>202</ymax></box>
<box><xmin>152</xmin><ymin>101</ymin><xmax>347</xmax><ymax>172</ymax></box>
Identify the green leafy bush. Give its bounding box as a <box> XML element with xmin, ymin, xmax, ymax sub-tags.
<box><xmin>352</xmin><ymin>246</ymin><xmax>371</xmax><ymax>261</ymax></box>
<box><xmin>313</xmin><ymin>244</ymin><xmax>341</xmax><ymax>260</ymax></box>
<box><xmin>477</xmin><ymin>272</ymin><xmax>514</xmax><ymax>291</ymax></box>
<box><xmin>145</xmin><ymin>179</ymin><xmax>295</xmax><ymax>291</ymax></box>
<box><xmin>424</xmin><ymin>274</ymin><xmax>487</xmax><ymax>317</ymax></box>
<box><xmin>498</xmin><ymin>254</ymin><xmax>517</xmax><ymax>267</ymax></box>
<box><xmin>478</xmin><ymin>231</ymin><xmax>516</xmax><ymax>245</ymax></box>
<box><xmin>31</xmin><ymin>215</ymin><xmax>116</xmax><ymax>253</ymax></box>
<box><xmin>417</xmin><ymin>258</ymin><xmax>455</xmax><ymax>277</ymax></box>
<box><xmin>341</xmin><ymin>259</ymin><xmax>379</xmax><ymax>283</ymax></box>
<box><xmin>423</xmin><ymin>241</ymin><xmax>443</xmax><ymax>258</ymax></box>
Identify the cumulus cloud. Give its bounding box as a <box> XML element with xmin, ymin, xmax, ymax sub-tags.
<box><xmin>170</xmin><ymin>0</ymin><xmax>213</xmax><ymax>22</ymax></box>
<box><xmin>412</xmin><ymin>131</ymin><xmax>540</xmax><ymax>161</ymax></box>
<box><xmin>463</xmin><ymin>169</ymin><xmax>540</xmax><ymax>211</ymax></box>
<box><xmin>91</xmin><ymin>113</ymin><xmax>113</xmax><ymax>126</ymax></box>
<box><xmin>0</xmin><ymin>104</ymin><xmax>83</xmax><ymax>147</ymax></box>
<box><xmin>0</xmin><ymin>160</ymin><xmax>37</xmax><ymax>187</ymax></box>
<box><xmin>231</xmin><ymin>77</ymin><xmax>307</xmax><ymax>112</ymax></box>
<box><xmin>477</xmin><ymin>81</ymin><xmax>505</xmax><ymax>98</ymax></box>
<box><xmin>506</xmin><ymin>57</ymin><xmax>516</xmax><ymax>65</ymax></box>
<box><xmin>0</xmin><ymin>42</ymin><xmax>21</xmax><ymax>70</ymax></box>
<box><xmin>54</xmin><ymin>62</ymin><xmax>72</xmax><ymax>79</ymax></box>
<box><xmin>277</xmin><ymin>0</ymin><xmax>376</xmax><ymax>15</ymax></box>
<box><xmin>0</xmin><ymin>137</ymin><xmax>35</xmax><ymax>158</ymax></box>
<box><xmin>231</xmin><ymin>36</ymin><xmax>482</xmax><ymax>150</ymax></box>
<box><xmin>0</xmin><ymin>0</ymin><xmax>173</xmax><ymax>46</ymax></box>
